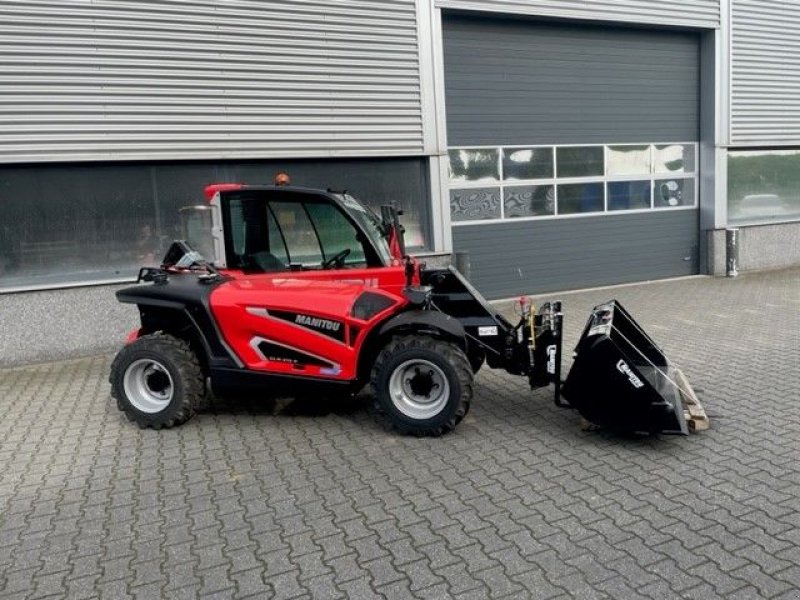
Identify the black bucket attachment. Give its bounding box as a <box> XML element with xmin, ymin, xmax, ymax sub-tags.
<box><xmin>561</xmin><ymin>300</ymin><xmax>708</xmax><ymax>436</ymax></box>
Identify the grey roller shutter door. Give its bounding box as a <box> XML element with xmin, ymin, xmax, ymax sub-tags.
<box><xmin>435</xmin><ymin>0</ymin><xmax>720</xmax><ymax>29</ymax></box>
<box><xmin>731</xmin><ymin>0</ymin><xmax>800</xmax><ymax>144</ymax></box>
<box><xmin>444</xmin><ymin>17</ymin><xmax>700</xmax><ymax>147</ymax></box>
<box><xmin>0</xmin><ymin>0</ymin><xmax>423</xmax><ymax>163</ymax></box>
<box><xmin>453</xmin><ymin>212</ymin><xmax>699</xmax><ymax>298</ymax></box>
<box><xmin>443</xmin><ymin>15</ymin><xmax>701</xmax><ymax>297</ymax></box>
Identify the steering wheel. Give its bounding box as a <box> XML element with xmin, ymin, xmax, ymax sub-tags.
<box><xmin>322</xmin><ymin>248</ymin><xmax>351</xmax><ymax>270</ymax></box>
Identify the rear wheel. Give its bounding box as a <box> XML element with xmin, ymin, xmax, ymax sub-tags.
<box><xmin>371</xmin><ymin>335</ymin><xmax>472</xmax><ymax>436</ymax></box>
<box><xmin>109</xmin><ymin>332</ymin><xmax>205</xmax><ymax>429</ymax></box>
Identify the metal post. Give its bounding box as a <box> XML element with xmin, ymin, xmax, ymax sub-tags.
<box><xmin>725</xmin><ymin>228</ymin><xmax>739</xmax><ymax>278</ymax></box>
<box><xmin>452</xmin><ymin>251</ymin><xmax>470</xmax><ymax>279</ymax></box>
<box><xmin>552</xmin><ymin>303</ymin><xmax>569</xmax><ymax>408</ymax></box>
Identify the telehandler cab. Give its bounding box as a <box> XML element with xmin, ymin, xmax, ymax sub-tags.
<box><xmin>110</xmin><ymin>179</ymin><xmax>708</xmax><ymax>437</ymax></box>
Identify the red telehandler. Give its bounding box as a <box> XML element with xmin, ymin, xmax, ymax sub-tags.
<box><xmin>110</xmin><ymin>180</ymin><xmax>708</xmax><ymax>436</ymax></box>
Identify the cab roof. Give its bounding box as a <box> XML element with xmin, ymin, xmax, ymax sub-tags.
<box><xmin>203</xmin><ymin>183</ymin><xmax>346</xmax><ymax>203</ymax></box>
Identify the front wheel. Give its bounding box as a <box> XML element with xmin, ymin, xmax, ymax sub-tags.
<box><xmin>109</xmin><ymin>332</ymin><xmax>205</xmax><ymax>429</ymax></box>
<box><xmin>371</xmin><ymin>336</ymin><xmax>473</xmax><ymax>436</ymax></box>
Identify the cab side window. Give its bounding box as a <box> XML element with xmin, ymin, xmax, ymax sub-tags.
<box><xmin>228</xmin><ymin>199</ymin><xmax>247</xmax><ymax>257</ymax></box>
<box><xmin>224</xmin><ymin>194</ymin><xmax>370</xmax><ymax>271</ymax></box>
<box><xmin>271</xmin><ymin>202</ymin><xmax>323</xmax><ymax>266</ymax></box>
<box><xmin>266</xmin><ymin>207</ymin><xmax>290</xmax><ymax>266</ymax></box>
<box><xmin>304</xmin><ymin>202</ymin><xmax>366</xmax><ymax>266</ymax></box>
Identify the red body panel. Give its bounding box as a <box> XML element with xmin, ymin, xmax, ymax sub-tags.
<box><xmin>204</xmin><ymin>183</ymin><xmax>243</xmax><ymax>201</ymax></box>
<box><xmin>210</xmin><ymin>266</ymin><xmax>409</xmax><ymax>380</ymax></box>
<box><xmin>220</xmin><ymin>265</ymin><xmax>412</xmax><ymax>297</ymax></box>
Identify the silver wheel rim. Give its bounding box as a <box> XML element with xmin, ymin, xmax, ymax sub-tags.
<box><xmin>123</xmin><ymin>359</ymin><xmax>174</xmax><ymax>414</ymax></box>
<box><xmin>388</xmin><ymin>358</ymin><xmax>450</xmax><ymax>420</ymax></box>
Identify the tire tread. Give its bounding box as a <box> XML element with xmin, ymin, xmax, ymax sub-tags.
<box><xmin>109</xmin><ymin>332</ymin><xmax>205</xmax><ymax>429</ymax></box>
<box><xmin>370</xmin><ymin>335</ymin><xmax>472</xmax><ymax>436</ymax></box>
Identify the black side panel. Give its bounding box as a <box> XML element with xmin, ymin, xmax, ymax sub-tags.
<box><xmin>424</xmin><ymin>266</ymin><xmax>513</xmax><ymax>328</ymax></box>
<box><xmin>117</xmin><ymin>275</ymin><xmax>238</xmax><ymax>367</ymax></box>
<box><xmin>423</xmin><ymin>267</ymin><xmax>516</xmax><ymax>361</ymax></box>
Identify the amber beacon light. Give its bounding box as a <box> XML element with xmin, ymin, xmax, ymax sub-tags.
<box><xmin>274</xmin><ymin>172</ymin><xmax>291</xmax><ymax>186</ymax></box>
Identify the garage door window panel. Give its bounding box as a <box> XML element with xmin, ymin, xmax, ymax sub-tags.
<box><xmin>654</xmin><ymin>144</ymin><xmax>695</xmax><ymax>174</ymax></box>
<box><xmin>607</xmin><ymin>146</ymin><xmax>651</xmax><ymax>176</ymax></box>
<box><xmin>608</xmin><ymin>181</ymin><xmax>652</xmax><ymax>211</ymax></box>
<box><xmin>557</xmin><ymin>183</ymin><xmax>605</xmax><ymax>215</ymax></box>
<box><xmin>655</xmin><ymin>178</ymin><xmax>695</xmax><ymax>208</ymax></box>
<box><xmin>504</xmin><ymin>185</ymin><xmax>555</xmax><ymax>218</ymax></box>
<box><xmin>503</xmin><ymin>148</ymin><xmax>553</xmax><ymax>180</ymax></box>
<box><xmin>450</xmin><ymin>187</ymin><xmax>502</xmax><ymax>222</ymax></box>
<box><xmin>448</xmin><ymin>149</ymin><xmax>500</xmax><ymax>183</ymax></box>
<box><xmin>556</xmin><ymin>147</ymin><xmax>604</xmax><ymax>178</ymax></box>
<box><xmin>448</xmin><ymin>143</ymin><xmax>697</xmax><ymax>223</ymax></box>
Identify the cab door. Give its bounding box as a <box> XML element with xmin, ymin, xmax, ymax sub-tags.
<box><xmin>269</xmin><ymin>200</ymin><xmax>370</xmax><ymax>270</ymax></box>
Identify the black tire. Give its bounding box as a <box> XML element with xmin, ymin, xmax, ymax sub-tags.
<box><xmin>371</xmin><ymin>335</ymin><xmax>473</xmax><ymax>436</ymax></box>
<box><xmin>109</xmin><ymin>332</ymin><xmax>205</xmax><ymax>429</ymax></box>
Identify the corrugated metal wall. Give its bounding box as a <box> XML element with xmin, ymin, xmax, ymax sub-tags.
<box><xmin>435</xmin><ymin>0</ymin><xmax>720</xmax><ymax>29</ymax></box>
<box><xmin>0</xmin><ymin>0</ymin><xmax>424</xmax><ymax>163</ymax></box>
<box><xmin>731</xmin><ymin>0</ymin><xmax>800</xmax><ymax>144</ymax></box>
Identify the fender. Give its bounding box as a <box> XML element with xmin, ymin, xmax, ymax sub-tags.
<box><xmin>378</xmin><ymin>309</ymin><xmax>466</xmax><ymax>349</ymax></box>
<box><xmin>116</xmin><ymin>279</ymin><xmax>240</xmax><ymax>368</ymax></box>
<box><xmin>116</xmin><ymin>293</ymin><xmax>184</xmax><ymax>311</ymax></box>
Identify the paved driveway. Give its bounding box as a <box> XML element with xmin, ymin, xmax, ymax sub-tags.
<box><xmin>1</xmin><ymin>269</ymin><xmax>799</xmax><ymax>599</ymax></box>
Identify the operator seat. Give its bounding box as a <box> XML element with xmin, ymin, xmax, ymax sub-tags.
<box><xmin>249</xmin><ymin>250</ymin><xmax>288</xmax><ymax>273</ymax></box>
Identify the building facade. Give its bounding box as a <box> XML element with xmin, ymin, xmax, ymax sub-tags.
<box><xmin>1</xmin><ymin>0</ymin><xmax>799</xmax><ymax>360</ymax></box>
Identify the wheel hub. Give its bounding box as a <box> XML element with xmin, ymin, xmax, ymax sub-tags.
<box><xmin>123</xmin><ymin>359</ymin><xmax>174</xmax><ymax>414</ymax></box>
<box><xmin>388</xmin><ymin>358</ymin><xmax>450</xmax><ymax>420</ymax></box>
<box><xmin>146</xmin><ymin>369</ymin><xmax>171</xmax><ymax>395</ymax></box>
<box><xmin>407</xmin><ymin>368</ymin><xmax>437</xmax><ymax>398</ymax></box>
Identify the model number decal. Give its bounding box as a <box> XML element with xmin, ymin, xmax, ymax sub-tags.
<box><xmin>478</xmin><ymin>326</ymin><xmax>498</xmax><ymax>337</ymax></box>
<box><xmin>616</xmin><ymin>360</ymin><xmax>644</xmax><ymax>389</ymax></box>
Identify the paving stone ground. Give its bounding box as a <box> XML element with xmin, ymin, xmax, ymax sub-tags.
<box><xmin>1</xmin><ymin>268</ymin><xmax>799</xmax><ymax>599</ymax></box>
